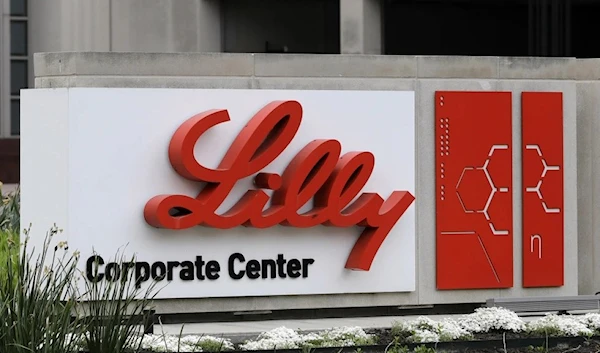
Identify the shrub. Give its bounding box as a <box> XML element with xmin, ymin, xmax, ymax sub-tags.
<box><xmin>525</xmin><ymin>314</ymin><xmax>593</xmax><ymax>337</ymax></box>
<box><xmin>391</xmin><ymin>317</ymin><xmax>472</xmax><ymax>343</ymax></box>
<box><xmin>0</xmin><ymin>225</ymin><xmax>83</xmax><ymax>353</ymax></box>
<box><xmin>0</xmin><ymin>222</ymin><xmax>162</xmax><ymax>353</ymax></box>
<box><xmin>81</xmin><ymin>250</ymin><xmax>161</xmax><ymax>353</ymax></box>
<box><xmin>456</xmin><ymin>307</ymin><xmax>526</xmax><ymax>333</ymax></box>
<box><xmin>0</xmin><ymin>184</ymin><xmax>20</xmax><ymax>233</ymax></box>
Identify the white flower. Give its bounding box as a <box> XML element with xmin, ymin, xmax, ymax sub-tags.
<box><xmin>412</xmin><ymin>330</ymin><xmax>440</xmax><ymax>343</ymax></box>
<box><xmin>138</xmin><ymin>334</ymin><xmax>234</xmax><ymax>352</ymax></box>
<box><xmin>240</xmin><ymin>327</ymin><xmax>304</xmax><ymax>350</ymax></box>
<box><xmin>240</xmin><ymin>326</ymin><xmax>375</xmax><ymax>350</ymax></box>
<box><xmin>393</xmin><ymin>316</ymin><xmax>471</xmax><ymax>343</ymax></box>
<box><xmin>315</xmin><ymin>326</ymin><xmax>375</xmax><ymax>345</ymax></box>
<box><xmin>438</xmin><ymin>318</ymin><xmax>472</xmax><ymax>340</ymax></box>
<box><xmin>527</xmin><ymin>314</ymin><xmax>592</xmax><ymax>337</ymax></box>
<box><xmin>192</xmin><ymin>335</ymin><xmax>235</xmax><ymax>351</ymax></box>
<box><xmin>577</xmin><ymin>313</ymin><xmax>600</xmax><ymax>332</ymax></box>
<box><xmin>457</xmin><ymin>307</ymin><xmax>526</xmax><ymax>333</ymax></box>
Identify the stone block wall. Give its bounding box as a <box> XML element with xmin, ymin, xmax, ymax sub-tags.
<box><xmin>31</xmin><ymin>52</ymin><xmax>600</xmax><ymax>313</ymax></box>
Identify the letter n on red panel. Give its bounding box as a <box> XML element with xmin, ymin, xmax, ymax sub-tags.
<box><xmin>435</xmin><ymin>91</ymin><xmax>513</xmax><ymax>290</ymax></box>
<box><xmin>522</xmin><ymin>92</ymin><xmax>564</xmax><ymax>287</ymax></box>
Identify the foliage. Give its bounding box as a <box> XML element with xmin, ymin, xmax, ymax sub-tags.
<box><xmin>0</xmin><ymin>228</ymin><xmax>19</xmax><ymax>285</ymax></box>
<box><xmin>456</xmin><ymin>306</ymin><xmax>526</xmax><ymax>333</ymax></box>
<box><xmin>385</xmin><ymin>338</ymin><xmax>410</xmax><ymax>353</ymax></box>
<box><xmin>0</xmin><ymin>222</ymin><xmax>162</xmax><ymax>353</ymax></box>
<box><xmin>0</xmin><ymin>183</ymin><xmax>20</xmax><ymax>233</ymax></box>
<box><xmin>390</xmin><ymin>308</ymin><xmax>600</xmax><ymax>344</ymax></box>
<box><xmin>413</xmin><ymin>345</ymin><xmax>436</xmax><ymax>353</ymax></box>
<box><xmin>526</xmin><ymin>314</ymin><xmax>593</xmax><ymax>337</ymax></box>
<box><xmin>0</xmin><ymin>225</ymin><xmax>83</xmax><ymax>353</ymax></box>
<box><xmin>139</xmin><ymin>332</ymin><xmax>235</xmax><ymax>352</ymax></box>
<box><xmin>391</xmin><ymin>316</ymin><xmax>472</xmax><ymax>343</ymax></box>
<box><xmin>79</xmin><ymin>250</ymin><xmax>161</xmax><ymax>353</ymax></box>
<box><xmin>239</xmin><ymin>326</ymin><xmax>377</xmax><ymax>350</ymax></box>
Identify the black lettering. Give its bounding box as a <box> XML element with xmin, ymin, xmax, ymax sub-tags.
<box><xmin>206</xmin><ymin>261</ymin><xmax>220</xmax><ymax>280</ymax></box>
<box><xmin>261</xmin><ymin>259</ymin><xmax>276</xmax><ymax>279</ymax></box>
<box><xmin>105</xmin><ymin>262</ymin><xmax>121</xmax><ymax>282</ymax></box>
<box><xmin>122</xmin><ymin>262</ymin><xmax>135</xmax><ymax>282</ymax></box>
<box><xmin>151</xmin><ymin>262</ymin><xmax>166</xmax><ymax>281</ymax></box>
<box><xmin>135</xmin><ymin>262</ymin><xmax>151</xmax><ymax>288</ymax></box>
<box><xmin>167</xmin><ymin>261</ymin><xmax>180</xmax><ymax>281</ymax></box>
<box><xmin>86</xmin><ymin>255</ymin><xmax>104</xmax><ymax>282</ymax></box>
<box><xmin>179</xmin><ymin>261</ymin><xmax>194</xmax><ymax>281</ymax></box>
<box><xmin>302</xmin><ymin>259</ymin><xmax>315</xmax><ymax>278</ymax></box>
<box><xmin>195</xmin><ymin>256</ymin><xmax>206</xmax><ymax>280</ymax></box>
<box><xmin>287</xmin><ymin>259</ymin><xmax>302</xmax><ymax>278</ymax></box>
<box><xmin>246</xmin><ymin>260</ymin><xmax>260</xmax><ymax>279</ymax></box>
<box><xmin>276</xmin><ymin>254</ymin><xmax>287</xmax><ymax>278</ymax></box>
<box><xmin>228</xmin><ymin>253</ymin><xmax>245</xmax><ymax>280</ymax></box>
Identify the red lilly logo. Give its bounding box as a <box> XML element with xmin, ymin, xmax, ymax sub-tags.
<box><xmin>144</xmin><ymin>100</ymin><xmax>415</xmax><ymax>271</ymax></box>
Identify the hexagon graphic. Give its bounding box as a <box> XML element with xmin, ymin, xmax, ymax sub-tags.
<box><xmin>456</xmin><ymin>169</ymin><xmax>491</xmax><ymax>212</ymax></box>
<box><xmin>454</xmin><ymin>145</ymin><xmax>510</xmax><ymax>235</ymax></box>
<box><xmin>525</xmin><ymin>144</ymin><xmax>560</xmax><ymax>213</ymax></box>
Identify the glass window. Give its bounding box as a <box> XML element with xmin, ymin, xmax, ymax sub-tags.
<box><xmin>10</xmin><ymin>21</ymin><xmax>27</xmax><ymax>56</ymax></box>
<box><xmin>11</xmin><ymin>100</ymin><xmax>20</xmax><ymax>136</ymax></box>
<box><xmin>10</xmin><ymin>0</ymin><xmax>27</xmax><ymax>16</ymax></box>
<box><xmin>10</xmin><ymin>60</ymin><xmax>28</xmax><ymax>95</ymax></box>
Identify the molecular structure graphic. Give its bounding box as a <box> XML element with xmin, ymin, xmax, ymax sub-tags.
<box><xmin>455</xmin><ymin>145</ymin><xmax>510</xmax><ymax>236</ymax></box>
<box><xmin>524</xmin><ymin>144</ymin><xmax>560</xmax><ymax>214</ymax></box>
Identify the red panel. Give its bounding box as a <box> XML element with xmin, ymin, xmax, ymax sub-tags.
<box><xmin>522</xmin><ymin>92</ymin><xmax>564</xmax><ymax>287</ymax></box>
<box><xmin>435</xmin><ymin>91</ymin><xmax>513</xmax><ymax>290</ymax></box>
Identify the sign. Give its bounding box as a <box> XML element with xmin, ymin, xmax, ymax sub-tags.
<box><xmin>521</xmin><ymin>92</ymin><xmax>564</xmax><ymax>287</ymax></box>
<box><xmin>20</xmin><ymin>88</ymin><xmax>416</xmax><ymax>299</ymax></box>
<box><xmin>434</xmin><ymin>90</ymin><xmax>565</xmax><ymax>290</ymax></box>
<box><xmin>434</xmin><ymin>91</ymin><xmax>514</xmax><ymax>290</ymax></box>
<box><xmin>143</xmin><ymin>100</ymin><xmax>415</xmax><ymax>271</ymax></box>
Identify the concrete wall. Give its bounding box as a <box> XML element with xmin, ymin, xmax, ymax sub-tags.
<box><xmin>32</xmin><ymin>52</ymin><xmax>597</xmax><ymax>313</ymax></box>
<box><xmin>29</xmin><ymin>0</ymin><xmax>374</xmax><ymax>56</ymax></box>
<box><xmin>341</xmin><ymin>0</ymin><xmax>382</xmax><ymax>54</ymax></box>
<box><xmin>30</xmin><ymin>0</ymin><xmax>222</xmax><ymax>53</ymax></box>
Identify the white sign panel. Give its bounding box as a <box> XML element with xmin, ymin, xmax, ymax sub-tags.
<box><xmin>20</xmin><ymin>88</ymin><xmax>416</xmax><ymax>299</ymax></box>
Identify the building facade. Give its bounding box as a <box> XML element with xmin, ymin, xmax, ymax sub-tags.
<box><xmin>5</xmin><ymin>0</ymin><xmax>600</xmax><ymax>185</ymax></box>
<box><xmin>7</xmin><ymin>0</ymin><xmax>600</xmax><ymax>314</ymax></box>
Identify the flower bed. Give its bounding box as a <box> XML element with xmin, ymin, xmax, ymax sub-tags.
<box><xmin>106</xmin><ymin>307</ymin><xmax>600</xmax><ymax>352</ymax></box>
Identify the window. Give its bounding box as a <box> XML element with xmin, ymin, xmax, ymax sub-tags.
<box><xmin>8</xmin><ymin>0</ymin><xmax>28</xmax><ymax>136</ymax></box>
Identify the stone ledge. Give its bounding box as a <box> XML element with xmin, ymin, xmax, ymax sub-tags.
<box><xmin>417</xmin><ymin>56</ymin><xmax>498</xmax><ymax>79</ymax></box>
<box><xmin>34</xmin><ymin>52</ymin><xmax>591</xmax><ymax>80</ymax></box>
<box><xmin>35</xmin><ymin>76</ymin><xmax>254</xmax><ymax>89</ymax></box>
<box><xmin>34</xmin><ymin>52</ymin><xmax>255</xmax><ymax>77</ymax></box>
<box><xmin>499</xmin><ymin>57</ymin><xmax>579</xmax><ymax>80</ymax></box>
<box><xmin>254</xmin><ymin>54</ymin><xmax>416</xmax><ymax>78</ymax></box>
<box><xmin>35</xmin><ymin>76</ymin><xmax>417</xmax><ymax>90</ymax></box>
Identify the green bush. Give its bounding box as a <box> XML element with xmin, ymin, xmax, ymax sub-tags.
<box><xmin>81</xmin><ymin>251</ymin><xmax>161</xmax><ymax>353</ymax></box>
<box><xmin>0</xmin><ymin>184</ymin><xmax>20</xmax><ymax>233</ymax></box>
<box><xmin>0</xmin><ymin>225</ymin><xmax>83</xmax><ymax>353</ymax></box>
<box><xmin>0</xmin><ymin>224</ymin><xmax>161</xmax><ymax>352</ymax></box>
<box><xmin>0</xmin><ymin>182</ymin><xmax>164</xmax><ymax>352</ymax></box>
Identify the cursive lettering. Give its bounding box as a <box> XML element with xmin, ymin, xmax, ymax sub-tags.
<box><xmin>144</xmin><ymin>100</ymin><xmax>415</xmax><ymax>271</ymax></box>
